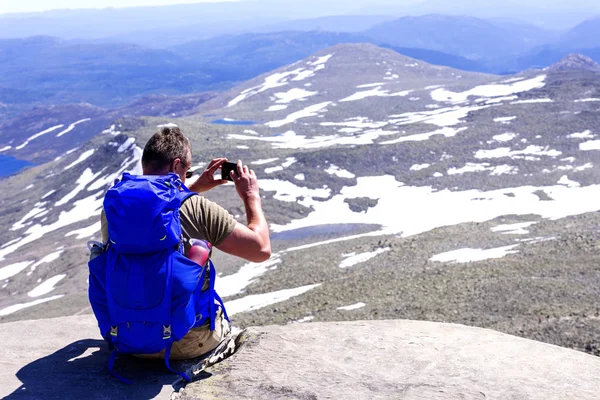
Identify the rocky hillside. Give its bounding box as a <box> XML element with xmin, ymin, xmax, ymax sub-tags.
<box><xmin>0</xmin><ymin>92</ymin><xmax>216</xmax><ymax>167</ymax></box>
<box><xmin>1</xmin><ymin>44</ymin><xmax>600</xmax><ymax>358</ymax></box>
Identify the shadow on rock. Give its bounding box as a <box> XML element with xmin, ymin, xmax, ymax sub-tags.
<box><xmin>5</xmin><ymin>339</ymin><xmax>176</xmax><ymax>400</ymax></box>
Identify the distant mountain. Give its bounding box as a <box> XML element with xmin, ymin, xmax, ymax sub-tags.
<box><xmin>559</xmin><ymin>17</ymin><xmax>600</xmax><ymax>50</ymax></box>
<box><xmin>197</xmin><ymin>42</ymin><xmax>491</xmax><ymax>113</ymax></box>
<box><xmin>0</xmin><ymin>36</ymin><xmax>224</xmax><ymax>108</ymax></box>
<box><xmin>172</xmin><ymin>30</ymin><xmax>489</xmax><ymax>79</ymax></box>
<box><xmin>0</xmin><ymin>3</ymin><xmax>282</xmax><ymax>41</ymax></box>
<box><xmin>171</xmin><ymin>31</ymin><xmax>369</xmax><ymax>83</ymax></box>
<box><xmin>488</xmin><ymin>19</ymin><xmax>560</xmax><ymax>47</ymax></box>
<box><xmin>498</xmin><ymin>16</ymin><xmax>600</xmax><ymax>73</ymax></box>
<box><xmin>0</xmin><ymin>31</ymin><xmax>491</xmax><ymax>118</ymax></box>
<box><xmin>252</xmin><ymin>15</ymin><xmax>396</xmax><ymax>34</ymax></box>
<box><xmin>512</xmin><ymin>47</ymin><xmax>600</xmax><ymax>73</ymax></box>
<box><xmin>0</xmin><ymin>1</ymin><xmax>392</xmax><ymax>44</ymax></box>
<box><xmin>364</xmin><ymin>14</ymin><xmax>551</xmax><ymax>61</ymax></box>
<box><xmin>357</xmin><ymin>0</ymin><xmax>599</xmax><ymax>30</ymax></box>
<box><xmin>381</xmin><ymin>46</ymin><xmax>487</xmax><ymax>73</ymax></box>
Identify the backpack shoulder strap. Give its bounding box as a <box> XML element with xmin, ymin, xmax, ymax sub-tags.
<box><xmin>177</xmin><ymin>182</ymin><xmax>198</xmax><ymax>203</ymax></box>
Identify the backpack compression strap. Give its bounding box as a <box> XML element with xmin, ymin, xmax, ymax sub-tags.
<box><xmin>108</xmin><ymin>349</ymin><xmax>132</xmax><ymax>385</ymax></box>
<box><xmin>165</xmin><ymin>344</ymin><xmax>192</xmax><ymax>382</ymax></box>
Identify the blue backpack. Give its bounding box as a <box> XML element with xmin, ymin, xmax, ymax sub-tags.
<box><xmin>87</xmin><ymin>172</ymin><xmax>229</xmax><ymax>384</ymax></box>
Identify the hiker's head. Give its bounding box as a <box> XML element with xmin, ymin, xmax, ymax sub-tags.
<box><xmin>142</xmin><ymin>126</ymin><xmax>192</xmax><ymax>181</ymax></box>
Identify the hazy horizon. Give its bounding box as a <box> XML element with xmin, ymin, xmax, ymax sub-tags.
<box><xmin>0</xmin><ymin>0</ymin><xmax>599</xmax><ymax>37</ymax></box>
<box><xmin>2</xmin><ymin>0</ymin><xmax>599</xmax><ymax>18</ymax></box>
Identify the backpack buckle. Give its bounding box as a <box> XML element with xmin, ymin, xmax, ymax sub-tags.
<box><xmin>110</xmin><ymin>326</ymin><xmax>118</xmax><ymax>337</ymax></box>
<box><xmin>162</xmin><ymin>325</ymin><xmax>172</xmax><ymax>340</ymax></box>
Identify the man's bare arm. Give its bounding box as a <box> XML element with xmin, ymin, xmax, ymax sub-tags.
<box><xmin>216</xmin><ymin>161</ymin><xmax>271</xmax><ymax>263</ymax></box>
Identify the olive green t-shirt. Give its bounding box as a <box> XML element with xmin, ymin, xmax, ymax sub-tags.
<box><xmin>101</xmin><ymin>195</ymin><xmax>237</xmax><ymax>252</ymax></box>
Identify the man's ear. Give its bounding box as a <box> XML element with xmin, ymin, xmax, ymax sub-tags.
<box><xmin>169</xmin><ymin>159</ymin><xmax>178</xmax><ymax>173</ymax></box>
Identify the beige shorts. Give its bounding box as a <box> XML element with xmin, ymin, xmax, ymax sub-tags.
<box><xmin>135</xmin><ymin>307</ymin><xmax>230</xmax><ymax>361</ymax></box>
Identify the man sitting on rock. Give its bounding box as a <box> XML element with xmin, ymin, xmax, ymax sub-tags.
<box><xmin>97</xmin><ymin>125</ymin><xmax>271</xmax><ymax>362</ymax></box>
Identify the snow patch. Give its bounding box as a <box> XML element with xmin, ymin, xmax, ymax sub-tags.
<box><xmin>493</xmin><ymin>133</ymin><xmax>517</xmax><ymax>142</ymax></box>
<box><xmin>230</xmin><ymin>129</ymin><xmax>397</xmax><ymax>149</ymax></box>
<box><xmin>380</xmin><ymin>127</ymin><xmax>467</xmax><ymax>144</ymax></box>
<box><xmin>41</xmin><ymin>190</ymin><xmax>56</xmax><ymax>200</ymax></box>
<box><xmin>510</xmin><ymin>98</ymin><xmax>554</xmax><ymax>104</ymax></box>
<box><xmin>430</xmin><ymin>245</ymin><xmax>520</xmax><ymax>263</ymax></box>
<box><xmin>0</xmin><ymin>260</ymin><xmax>34</xmax><ymax>280</ymax></box>
<box><xmin>431</xmin><ymin>75</ymin><xmax>546</xmax><ymax>103</ymax></box>
<box><xmin>580</xmin><ymin>140</ymin><xmax>600</xmax><ymax>151</ymax></box>
<box><xmin>357</xmin><ymin>83</ymin><xmax>386</xmax><ymax>88</ymax></box>
<box><xmin>64</xmin><ymin>149</ymin><xmax>95</xmax><ymax>171</ymax></box>
<box><xmin>0</xmin><ymin>192</ymin><xmax>104</xmax><ymax>261</ymax></box>
<box><xmin>265</xmin><ymin>102</ymin><xmax>332</xmax><ymax>128</ymax></box>
<box><xmin>251</xmin><ymin>158</ymin><xmax>279</xmax><ymax>165</ymax></box>
<box><xmin>339</xmin><ymin>248</ymin><xmax>390</xmax><ymax>268</ymax></box>
<box><xmin>225</xmin><ymin>284</ymin><xmax>321</xmax><ymax>316</ymax></box>
<box><xmin>574</xmin><ymin>98</ymin><xmax>600</xmax><ymax>103</ymax></box>
<box><xmin>28</xmin><ymin>274</ymin><xmax>66</xmax><ymax>297</ymax></box>
<box><xmin>266</xmin><ymin>105</ymin><xmax>288</xmax><ymax>112</ymax></box>
<box><xmin>268</xmin><ymin>175</ymin><xmax>600</xmax><ymax>240</ymax></box>
<box><xmin>273</xmin><ymin>88</ymin><xmax>317</xmax><ymax>104</ymax></box>
<box><xmin>65</xmin><ymin>221</ymin><xmax>101</xmax><ymax>239</ymax></box>
<box><xmin>568</xmin><ymin>130</ymin><xmax>594</xmax><ymax>139</ymax></box>
<box><xmin>491</xmin><ymin>222</ymin><xmax>537</xmax><ymax>235</ymax></box>
<box><xmin>0</xmin><ymin>295</ymin><xmax>64</xmax><ymax>317</ymax></box>
<box><xmin>265</xmin><ymin>157</ymin><xmax>297</xmax><ymax>174</ymax></box>
<box><xmin>55</xmin><ymin>118</ymin><xmax>91</xmax><ymax>138</ymax></box>
<box><xmin>475</xmin><ymin>146</ymin><xmax>561</xmax><ymax>159</ymax></box>
<box><xmin>28</xmin><ymin>250</ymin><xmax>63</xmax><ymax>275</ymax></box>
<box><xmin>494</xmin><ymin>116</ymin><xmax>517</xmax><ymax>124</ymax></box>
<box><xmin>337</xmin><ymin>302</ymin><xmax>366</xmax><ymax>311</ymax></box>
<box><xmin>102</xmin><ymin>124</ymin><xmax>121</xmax><ymax>135</ymax></box>
<box><xmin>340</xmin><ymin>87</ymin><xmax>412</xmax><ymax>102</ymax></box>
<box><xmin>216</xmin><ymin>256</ymin><xmax>282</xmax><ymax>298</ymax></box>
<box><xmin>15</xmin><ymin>124</ymin><xmax>64</xmax><ymax>150</ymax></box>
<box><xmin>55</xmin><ymin>168</ymin><xmax>104</xmax><ymax>207</ymax></box>
<box><xmin>260</xmin><ymin>179</ymin><xmax>330</xmax><ymax>202</ymax></box>
<box><xmin>117</xmin><ymin>138</ymin><xmax>136</xmax><ymax>153</ymax></box>
<box><xmin>558</xmin><ymin>175</ymin><xmax>580</xmax><ymax>188</ymax></box>
<box><xmin>410</xmin><ymin>164</ymin><xmax>430</xmax><ymax>171</ymax></box>
<box><xmin>325</xmin><ymin>165</ymin><xmax>355</xmax><ymax>179</ymax></box>
<box><xmin>388</xmin><ymin>105</ymin><xmax>490</xmax><ymax>127</ymax></box>
<box><xmin>11</xmin><ymin>203</ymin><xmax>48</xmax><ymax>231</ymax></box>
<box><xmin>309</xmin><ymin>54</ymin><xmax>333</xmax><ymax>66</ymax></box>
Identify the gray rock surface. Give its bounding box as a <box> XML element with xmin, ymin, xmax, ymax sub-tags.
<box><xmin>2</xmin><ymin>315</ymin><xmax>600</xmax><ymax>400</ymax></box>
<box><xmin>0</xmin><ymin>315</ymin><xmax>174</xmax><ymax>400</ymax></box>
<box><xmin>178</xmin><ymin>320</ymin><xmax>600</xmax><ymax>400</ymax></box>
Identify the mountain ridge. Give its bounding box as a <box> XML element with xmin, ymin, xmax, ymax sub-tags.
<box><xmin>547</xmin><ymin>53</ymin><xmax>600</xmax><ymax>72</ymax></box>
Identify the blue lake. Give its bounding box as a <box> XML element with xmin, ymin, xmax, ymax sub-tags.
<box><xmin>211</xmin><ymin>119</ymin><xmax>257</xmax><ymax>126</ymax></box>
<box><xmin>0</xmin><ymin>154</ymin><xmax>34</xmax><ymax>177</ymax></box>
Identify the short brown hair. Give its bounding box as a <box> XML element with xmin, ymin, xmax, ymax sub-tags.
<box><xmin>142</xmin><ymin>126</ymin><xmax>192</xmax><ymax>173</ymax></box>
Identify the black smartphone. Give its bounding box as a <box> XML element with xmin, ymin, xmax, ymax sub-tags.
<box><xmin>221</xmin><ymin>161</ymin><xmax>238</xmax><ymax>181</ymax></box>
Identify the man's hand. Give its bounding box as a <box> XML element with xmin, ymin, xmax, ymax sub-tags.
<box><xmin>188</xmin><ymin>158</ymin><xmax>229</xmax><ymax>194</ymax></box>
<box><xmin>230</xmin><ymin>160</ymin><xmax>260</xmax><ymax>201</ymax></box>
<box><xmin>216</xmin><ymin>160</ymin><xmax>271</xmax><ymax>263</ymax></box>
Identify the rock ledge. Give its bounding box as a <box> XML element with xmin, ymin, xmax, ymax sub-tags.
<box><xmin>2</xmin><ymin>316</ymin><xmax>600</xmax><ymax>400</ymax></box>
